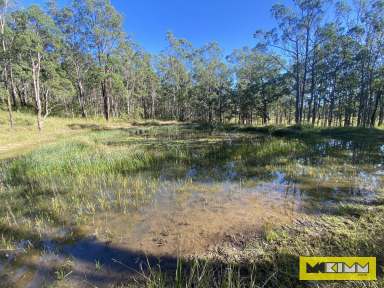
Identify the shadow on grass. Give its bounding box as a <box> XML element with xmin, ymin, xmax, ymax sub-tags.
<box><xmin>187</xmin><ymin>122</ymin><xmax>384</xmax><ymax>142</ymax></box>
<box><xmin>67</xmin><ymin>121</ymin><xmax>188</xmax><ymax>132</ymax></box>
<box><xmin>67</xmin><ymin>123</ymin><xmax>107</xmax><ymax>131</ymax></box>
<box><xmin>241</xmin><ymin>125</ymin><xmax>384</xmax><ymax>143</ymax></box>
<box><xmin>3</xmin><ymin>217</ymin><xmax>382</xmax><ymax>287</ymax></box>
<box><xmin>0</xmin><ymin>220</ymin><xmax>304</xmax><ymax>288</ymax></box>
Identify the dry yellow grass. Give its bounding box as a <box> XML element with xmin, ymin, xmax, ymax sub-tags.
<box><xmin>0</xmin><ymin>111</ymin><xmax>185</xmax><ymax>159</ymax></box>
<box><xmin>0</xmin><ymin>111</ymin><xmax>122</xmax><ymax>159</ymax></box>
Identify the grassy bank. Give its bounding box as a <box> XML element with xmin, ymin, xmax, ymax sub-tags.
<box><xmin>197</xmin><ymin>122</ymin><xmax>384</xmax><ymax>142</ymax></box>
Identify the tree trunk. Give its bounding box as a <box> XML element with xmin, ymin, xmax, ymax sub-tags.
<box><xmin>298</xmin><ymin>26</ymin><xmax>311</xmax><ymax>124</ymax></box>
<box><xmin>77</xmin><ymin>80</ymin><xmax>87</xmax><ymax>118</ymax></box>
<box><xmin>101</xmin><ymin>79</ymin><xmax>110</xmax><ymax>121</ymax></box>
<box><xmin>17</xmin><ymin>85</ymin><xmax>27</xmax><ymax>106</ymax></box>
<box><xmin>311</xmin><ymin>93</ymin><xmax>318</xmax><ymax>126</ymax></box>
<box><xmin>294</xmin><ymin>44</ymin><xmax>301</xmax><ymax>125</ymax></box>
<box><xmin>9</xmin><ymin>66</ymin><xmax>18</xmax><ymax>109</ymax></box>
<box><xmin>31</xmin><ymin>53</ymin><xmax>43</xmax><ymax>131</ymax></box>
<box><xmin>44</xmin><ymin>89</ymin><xmax>49</xmax><ymax>118</ymax></box>
<box><xmin>262</xmin><ymin>95</ymin><xmax>269</xmax><ymax>125</ymax></box>
<box><xmin>308</xmin><ymin>52</ymin><xmax>316</xmax><ymax>124</ymax></box>
<box><xmin>3</xmin><ymin>65</ymin><xmax>13</xmax><ymax>128</ymax></box>
<box><xmin>6</xmin><ymin>86</ymin><xmax>13</xmax><ymax>128</ymax></box>
<box><xmin>378</xmin><ymin>97</ymin><xmax>384</xmax><ymax>126</ymax></box>
<box><xmin>328</xmin><ymin>94</ymin><xmax>335</xmax><ymax>127</ymax></box>
<box><xmin>126</xmin><ymin>81</ymin><xmax>135</xmax><ymax>116</ymax></box>
<box><xmin>288</xmin><ymin>97</ymin><xmax>293</xmax><ymax>125</ymax></box>
<box><xmin>151</xmin><ymin>86</ymin><xmax>156</xmax><ymax>119</ymax></box>
<box><xmin>357</xmin><ymin>62</ymin><xmax>366</xmax><ymax>127</ymax></box>
<box><xmin>370</xmin><ymin>90</ymin><xmax>382</xmax><ymax>127</ymax></box>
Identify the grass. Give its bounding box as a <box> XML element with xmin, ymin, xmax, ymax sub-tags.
<box><xmin>0</xmin><ymin>111</ymin><xmax>117</xmax><ymax>160</ymax></box>
<box><xmin>241</xmin><ymin>124</ymin><xmax>384</xmax><ymax>143</ymax></box>
<box><xmin>0</xmin><ymin>139</ymin><xmax>164</xmax><ymax>248</ymax></box>
<box><xmin>0</xmin><ymin>112</ymin><xmax>383</xmax><ymax>287</ymax></box>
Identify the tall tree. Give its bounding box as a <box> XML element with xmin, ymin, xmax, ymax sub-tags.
<box><xmin>73</xmin><ymin>0</ymin><xmax>124</xmax><ymax>121</ymax></box>
<box><xmin>12</xmin><ymin>6</ymin><xmax>59</xmax><ymax>130</ymax></box>
<box><xmin>0</xmin><ymin>0</ymin><xmax>14</xmax><ymax>127</ymax></box>
<box><xmin>255</xmin><ymin>0</ymin><xmax>327</xmax><ymax>125</ymax></box>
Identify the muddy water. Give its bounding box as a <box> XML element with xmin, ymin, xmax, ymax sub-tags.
<box><xmin>1</xmin><ymin>128</ymin><xmax>383</xmax><ymax>287</ymax></box>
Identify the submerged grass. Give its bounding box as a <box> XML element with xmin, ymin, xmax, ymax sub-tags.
<box><xmin>131</xmin><ymin>191</ymin><xmax>384</xmax><ymax>287</ymax></box>
<box><xmin>0</xmin><ymin>137</ymin><xmax>166</xmax><ymax>250</ymax></box>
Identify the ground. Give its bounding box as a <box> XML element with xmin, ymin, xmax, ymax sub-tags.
<box><xmin>0</xmin><ymin>112</ymin><xmax>383</xmax><ymax>288</ymax></box>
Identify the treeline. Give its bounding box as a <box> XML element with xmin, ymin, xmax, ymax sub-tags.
<box><xmin>0</xmin><ymin>0</ymin><xmax>383</xmax><ymax>130</ymax></box>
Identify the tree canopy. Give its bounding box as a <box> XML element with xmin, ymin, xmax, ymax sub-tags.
<box><xmin>0</xmin><ymin>0</ymin><xmax>383</xmax><ymax>129</ymax></box>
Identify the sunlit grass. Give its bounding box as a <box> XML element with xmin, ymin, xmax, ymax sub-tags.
<box><xmin>0</xmin><ymin>141</ymin><xmax>165</xmax><ymax>246</ymax></box>
<box><xmin>0</xmin><ymin>111</ymin><xmax>119</xmax><ymax>160</ymax></box>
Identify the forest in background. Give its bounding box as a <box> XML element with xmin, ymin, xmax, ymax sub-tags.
<box><xmin>0</xmin><ymin>0</ymin><xmax>383</xmax><ymax>130</ymax></box>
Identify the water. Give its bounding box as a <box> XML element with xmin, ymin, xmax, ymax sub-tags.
<box><xmin>1</xmin><ymin>126</ymin><xmax>383</xmax><ymax>287</ymax></box>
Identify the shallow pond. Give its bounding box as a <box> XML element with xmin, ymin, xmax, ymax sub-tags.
<box><xmin>1</xmin><ymin>125</ymin><xmax>383</xmax><ymax>287</ymax></box>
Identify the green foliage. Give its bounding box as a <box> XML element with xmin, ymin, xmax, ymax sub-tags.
<box><xmin>2</xmin><ymin>0</ymin><xmax>383</xmax><ymax>128</ymax></box>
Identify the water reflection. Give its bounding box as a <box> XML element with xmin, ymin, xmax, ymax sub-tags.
<box><xmin>150</xmin><ymin>134</ymin><xmax>383</xmax><ymax>204</ymax></box>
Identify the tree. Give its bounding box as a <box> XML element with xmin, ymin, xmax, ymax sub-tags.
<box><xmin>52</xmin><ymin>2</ymin><xmax>92</xmax><ymax>118</ymax></box>
<box><xmin>255</xmin><ymin>0</ymin><xmax>327</xmax><ymax>125</ymax></box>
<box><xmin>157</xmin><ymin>32</ymin><xmax>193</xmax><ymax>121</ymax></box>
<box><xmin>0</xmin><ymin>0</ymin><xmax>14</xmax><ymax>127</ymax></box>
<box><xmin>228</xmin><ymin>47</ymin><xmax>287</xmax><ymax>125</ymax></box>
<box><xmin>12</xmin><ymin>6</ymin><xmax>60</xmax><ymax>130</ymax></box>
<box><xmin>191</xmin><ymin>42</ymin><xmax>231</xmax><ymax>123</ymax></box>
<box><xmin>1</xmin><ymin>0</ymin><xmax>382</xmax><ymax>128</ymax></box>
<box><xmin>72</xmin><ymin>0</ymin><xmax>124</xmax><ymax>121</ymax></box>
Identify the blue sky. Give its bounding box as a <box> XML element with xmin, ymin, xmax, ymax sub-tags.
<box><xmin>20</xmin><ymin>0</ymin><xmax>292</xmax><ymax>55</ymax></box>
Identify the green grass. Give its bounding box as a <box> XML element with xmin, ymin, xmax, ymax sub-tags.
<box><xmin>0</xmin><ymin>139</ymin><xmax>165</xmax><ymax>249</ymax></box>
<box><xmin>199</xmin><ymin>122</ymin><xmax>384</xmax><ymax>143</ymax></box>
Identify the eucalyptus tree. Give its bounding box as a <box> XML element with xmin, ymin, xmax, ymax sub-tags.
<box><xmin>136</xmin><ymin>53</ymin><xmax>160</xmax><ymax>119</ymax></box>
<box><xmin>354</xmin><ymin>0</ymin><xmax>384</xmax><ymax>127</ymax></box>
<box><xmin>255</xmin><ymin>0</ymin><xmax>327</xmax><ymax>125</ymax></box>
<box><xmin>0</xmin><ymin>0</ymin><xmax>15</xmax><ymax>127</ymax></box>
<box><xmin>370</xmin><ymin>67</ymin><xmax>384</xmax><ymax>126</ymax></box>
<box><xmin>71</xmin><ymin>0</ymin><xmax>124</xmax><ymax>121</ymax></box>
<box><xmin>157</xmin><ymin>32</ymin><xmax>193</xmax><ymax>120</ymax></box>
<box><xmin>116</xmin><ymin>41</ymin><xmax>140</xmax><ymax>117</ymax></box>
<box><xmin>1</xmin><ymin>0</ymin><xmax>382</xmax><ymax>127</ymax></box>
<box><xmin>12</xmin><ymin>5</ymin><xmax>60</xmax><ymax>130</ymax></box>
<box><xmin>50</xmin><ymin>1</ymin><xmax>93</xmax><ymax>118</ymax></box>
<box><xmin>228</xmin><ymin>47</ymin><xmax>260</xmax><ymax>124</ymax></box>
<box><xmin>315</xmin><ymin>0</ymin><xmax>384</xmax><ymax>127</ymax></box>
<box><xmin>314</xmin><ymin>24</ymin><xmax>345</xmax><ymax>126</ymax></box>
<box><xmin>191</xmin><ymin>43</ymin><xmax>231</xmax><ymax>123</ymax></box>
<box><xmin>228</xmin><ymin>47</ymin><xmax>287</xmax><ymax>125</ymax></box>
<box><xmin>157</xmin><ymin>54</ymin><xmax>190</xmax><ymax>120</ymax></box>
<box><xmin>41</xmin><ymin>55</ymin><xmax>75</xmax><ymax>117</ymax></box>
